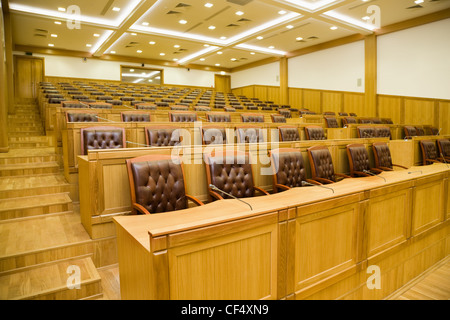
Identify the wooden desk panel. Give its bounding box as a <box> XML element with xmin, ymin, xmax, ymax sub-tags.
<box><xmin>113</xmin><ymin>164</ymin><xmax>449</xmax><ymax>300</ymax></box>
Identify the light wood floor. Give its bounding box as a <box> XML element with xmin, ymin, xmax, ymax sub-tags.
<box><xmin>96</xmin><ymin>256</ymin><xmax>450</xmax><ymax>300</ymax></box>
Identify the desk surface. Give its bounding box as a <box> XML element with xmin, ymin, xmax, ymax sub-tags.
<box><xmin>113</xmin><ymin>163</ymin><xmax>449</xmax><ymax>252</ymax></box>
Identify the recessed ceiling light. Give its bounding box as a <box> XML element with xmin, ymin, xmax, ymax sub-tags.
<box><xmin>160</xmin><ymin>53</ymin><xmax>165</xmax><ymax>56</ymax></box>
<box><xmin>54</xmin><ymin>21</ymin><xmax>62</xmax><ymax>25</ymax></box>
<box><xmin>57</xmin><ymin>7</ymin><xmax>66</xmax><ymax>12</ymax></box>
<box><xmin>204</xmin><ymin>44</ymin><xmax>210</xmax><ymax>47</ymax></box>
<box><xmin>256</xmin><ymin>36</ymin><xmax>263</xmax><ymax>40</ymax></box>
<box><xmin>110</xmin><ymin>51</ymin><xmax>116</xmax><ymax>54</ymax></box>
<box><xmin>174</xmin><ymin>44</ymin><xmax>180</xmax><ymax>48</ymax></box>
<box><xmin>236</xmin><ymin>11</ymin><xmax>244</xmax><ymax>16</ymax></box>
<box><xmin>112</xmin><ymin>7</ymin><xmax>121</xmax><ymax>12</ymax></box>
<box><xmin>217</xmin><ymin>51</ymin><xmax>222</xmax><ymax>54</ymax></box>
<box><xmin>220</xmin><ymin>71</ymin><xmax>226</xmax><ymax>75</ymax></box>
<box><xmin>86</xmin><ymin>44</ymin><xmax>92</xmax><ymax>47</ymax></box>
<box><xmin>48</xmin><ymin>44</ymin><xmax>54</xmax><ymax>47</ymax></box>
<box><xmin>200</xmin><ymin>58</ymin><xmax>205</xmax><ymax>61</ymax></box>
<box><xmin>149</xmin><ymin>41</ymin><xmax>156</xmax><ymax>45</ymax></box>
<box><xmin>215</xmin><ymin>63</ymin><xmax>220</xmax><ymax>66</ymax></box>
<box><xmin>415</xmin><ymin>0</ymin><xmax>424</xmax><ymax>3</ymax></box>
<box><xmin>330</xmin><ymin>26</ymin><xmax>338</xmax><ymax>30</ymax></box>
<box><xmin>268</xmin><ymin>46</ymin><xmax>274</xmax><ymax>49</ymax></box>
<box><xmin>173</xmin><ymin>58</ymin><xmax>178</xmax><ymax>61</ymax></box>
<box><xmin>286</xmin><ymin>25</ymin><xmax>294</xmax><ymax>29</ymax></box>
<box><xmin>204</xmin><ymin>3</ymin><xmax>213</xmax><ymax>7</ymax></box>
<box><xmin>51</xmin><ymin>34</ymin><xmax>57</xmax><ymax>38</ymax></box>
<box><xmin>142</xmin><ymin>22</ymin><xmax>149</xmax><ymax>26</ymax></box>
<box><xmin>220</xmin><ymin>36</ymin><xmax>227</xmax><ymax>40</ymax></box>
<box><xmin>208</xmin><ymin>25</ymin><xmax>216</xmax><ymax>30</ymax></box>
<box><xmin>131</xmin><ymin>33</ymin><xmax>137</xmax><ymax>36</ymax></box>
<box><xmin>296</xmin><ymin>37</ymin><xmax>303</xmax><ymax>41</ymax></box>
<box><xmin>137</xmin><ymin>50</ymin><xmax>142</xmax><ymax>53</ymax></box>
<box><xmin>230</xmin><ymin>58</ymin><xmax>237</xmax><ymax>61</ymax></box>
<box><xmin>250</xmin><ymin>52</ymin><xmax>255</xmax><ymax>55</ymax></box>
<box><xmin>278</xmin><ymin>10</ymin><xmax>287</xmax><ymax>15</ymax></box>
<box><xmin>93</xmin><ymin>33</ymin><xmax>100</xmax><ymax>37</ymax></box>
<box><xmin>362</xmin><ymin>16</ymin><xmax>370</xmax><ymax>21</ymax></box>
<box><xmin>179</xmin><ymin>20</ymin><xmax>187</xmax><ymax>24</ymax></box>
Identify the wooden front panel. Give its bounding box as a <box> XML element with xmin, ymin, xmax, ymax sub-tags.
<box><xmin>303</xmin><ymin>90</ymin><xmax>321</xmax><ymax>113</ymax></box>
<box><xmin>378</xmin><ymin>95</ymin><xmax>402</xmax><ymax>125</ymax></box>
<box><xmin>404</xmin><ymin>99</ymin><xmax>435</xmax><ymax>127</ymax></box>
<box><xmin>322</xmin><ymin>91</ymin><xmax>342</xmax><ymax>114</ymax></box>
<box><xmin>168</xmin><ymin>223</ymin><xmax>278</xmax><ymax>300</ymax></box>
<box><xmin>366</xmin><ymin>188</ymin><xmax>411</xmax><ymax>257</ymax></box>
<box><xmin>343</xmin><ymin>93</ymin><xmax>365</xmax><ymax>117</ymax></box>
<box><xmin>288</xmin><ymin>88</ymin><xmax>302</xmax><ymax>109</ymax></box>
<box><xmin>294</xmin><ymin>202</ymin><xmax>360</xmax><ymax>292</ymax></box>
<box><xmin>412</xmin><ymin>175</ymin><xmax>445</xmax><ymax>235</ymax></box>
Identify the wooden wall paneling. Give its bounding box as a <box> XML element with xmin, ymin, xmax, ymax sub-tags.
<box><xmin>254</xmin><ymin>86</ymin><xmax>268</xmax><ymax>102</ymax></box>
<box><xmin>280</xmin><ymin>57</ymin><xmax>289</xmax><ymax>105</ymax></box>
<box><xmin>302</xmin><ymin>89</ymin><xmax>321</xmax><ymax>113</ymax></box>
<box><xmin>378</xmin><ymin>95</ymin><xmax>402</xmax><ymax>125</ymax></box>
<box><xmin>322</xmin><ymin>91</ymin><xmax>342</xmax><ymax>115</ymax></box>
<box><xmin>438</xmin><ymin>101</ymin><xmax>450</xmax><ymax>135</ymax></box>
<box><xmin>343</xmin><ymin>93</ymin><xmax>365</xmax><ymax>117</ymax></box>
<box><xmin>267</xmin><ymin>86</ymin><xmax>281</xmax><ymax>105</ymax></box>
<box><xmin>404</xmin><ymin>98</ymin><xmax>435</xmax><ymax>127</ymax></box>
<box><xmin>288</xmin><ymin>88</ymin><xmax>303</xmax><ymax>109</ymax></box>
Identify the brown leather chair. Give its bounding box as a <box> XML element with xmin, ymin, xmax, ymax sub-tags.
<box><xmin>307</xmin><ymin>145</ymin><xmax>351</xmax><ymax>184</ymax></box>
<box><xmin>323</xmin><ymin>111</ymin><xmax>336</xmax><ymax>116</ymax></box>
<box><xmin>305</xmin><ymin>126</ymin><xmax>326</xmax><ymax>140</ymax></box>
<box><xmin>271</xmin><ymin>114</ymin><xmax>286</xmax><ymax>123</ymax></box>
<box><xmin>324</xmin><ymin>116</ymin><xmax>339</xmax><ymax>128</ymax></box>
<box><xmin>236</xmin><ymin>126</ymin><xmax>264</xmax><ymax>144</ymax></box>
<box><xmin>342</xmin><ymin>117</ymin><xmax>357</xmax><ymax>127</ymax></box>
<box><xmin>375</xmin><ymin>127</ymin><xmax>391</xmax><ymax>139</ymax></box>
<box><xmin>339</xmin><ymin>112</ymin><xmax>348</xmax><ymax>117</ymax></box>
<box><xmin>357</xmin><ymin>126</ymin><xmax>376</xmax><ymax>138</ymax></box>
<box><xmin>61</xmin><ymin>100</ymin><xmax>88</xmax><ymax>108</ymax></box>
<box><xmin>278</xmin><ymin>109</ymin><xmax>291</xmax><ymax>118</ymax></box>
<box><xmin>403</xmin><ymin>126</ymin><xmax>417</xmax><ymax>139</ymax></box>
<box><xmin>359</xmin><ymin>118</ymin><xmax>373</xmax><ymax>124</ymax></box>
<box><xmin>135</xmin><ymin>103</ymin><xmax>157</xmax><ymax>110</ymax></box>
<box><xmin>88</xmin><ymin>102</ymin><xmax>112</xmax><ymax>109</ymax></box>
<box><xmin>206</xmin><ymin>112</ymin><xmax>231</xmax><ymax>122</ymax></box>
<box><xmin>120</xmin><ymin>112</ymin><xmax>151</xmax><ymax>122</ymax></box>
<box><xmin>126</xmin><ymin>154</ymin><xmax>203</xmax><ymax>215</ymax></box>
<box><xmin>241</xmin><ymin>113</ymin><xmax>264</xmax><ymax>123</ymax></box>
<box><xmin>278</xmin><ymin>126</ymin><xmax>300</xmax><ymax>142</ymax></box>
<box><xmin>346</xmin><ymin>144</ymin><xmax>382</xmax><ymax>177</ymax></box>
<box><xmin>349</xmin><ymin>113</ymin><xmax>357</xmax><ymax>117</ymax></box>
<box><xmin>419</xmin><ymin>140</ymin><xmax>445</xmax><ymax>165</ymax></box>
<box><xmin>224</xmin><ymin>107</ymin><xmax>236</xmax><ymax>112</ymax></box>
<box><xmin>372</xmin><ymin>142</ymin><xmax>408</xmax><ymax>171</ymax></box>
<box><xmin>381</xmin><ymin>118</ymin><xmax>393</xmax><ymax>124</ymax></box>
<box><xmin>65</xmin><ymin>111</ymin><xmax>98</xmax><ymax>122</ymax></box>
<box><xmin>415</xmin><ymin>127</ymin><xmax>425</xmax><ymax>136</ymax></box>
<box><xmin>201</xmin><ymin>126</ymin><xmax>227</xmax><ymax>145</ymax></box>
<box><xmin>80</xmin><ymin>126</ymin><xmax>126</xmax><ymax>155</ymax></box>
<box><xmin>194</xmin><ymin>106</ymin><xmax>211</xmax><ymax>112</ymax></box>
<box><xmin>270</xmin><ymin>148</ymin><xmax>317</xmax><ymax>192</ymax></box>
<box><xmin>145</xmin><ymin>126</ymin><xmax>182</xmax><ymax>147</ymax></box>
<box><xmin>169</xmin><ymin>111</ymin><xmax>197</xmax><ymax>122</ymax></box>
<box><xmin>437</xmin><ymin>139</ymin><xmax>450</xmax><ymax>161</ymax></box>
<box><xmin>170</xmin><ymin>105</ymin><xmax>189</xmax><ymax>111</ymax></box>
<box><xmin>204</xmin><ymin>150</ymin><xmax>269</xmax><ymax>202</ymax></box>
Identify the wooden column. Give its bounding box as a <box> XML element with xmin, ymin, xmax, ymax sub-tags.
<box><xmin>365</xmin><ymin>34</ymin><xmax>377</xmax><ymax>117</ymax></box>
<box><xmin>280</xmin><ymin>57</ymin><xmax>289</xmax><ymax>105</ymax></box>
<box><xmin>0</xmin><ymin>2</ymin><xmax>10</xmax><ymax>152</ymax></box>
<box><xmin>3</xmin><ymin>8</ymin><xmax>14</xmax><ymax>115</ymax></box>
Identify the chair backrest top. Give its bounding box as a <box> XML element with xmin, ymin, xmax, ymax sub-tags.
<box><xmin>80</xmin><ymin>126</ymin><xmax>126</xmax><ymax>155</ymax></box>
<box><xmin>419</xmin><ymin>140</ymin><xmax>438</xmax><ymax>163</ymax></box>
<box><xmin>437</xmin><ymin>139</ymin><xmax>450</xmax><ymax>157</ymax></box>
<box><xmin>236</xmin><ymin>126</ymin><xmax>265</xmax><ymax>144</ymax></box>
<box><xmin>305</xmin><ymin>126</ymin><xmax>326</xmax><ymax>140</ymax></box>
<box><xmin>278</xmin><ymin>126</ymin><xmax>300</xmax><ymax>142</ymax></box>
<box><xmin>121</xmin><ymin>112</ymin><xmax>151</xmax><ymax>122</ymax></box>
<box><xmin>206</xmin><ymin>112</ymin><xmax>231</xmax><ymax>122</ymax></box>
<box><xmin>169</xmin><ymin>111</ymin><xmax>198</xmax><ymax>122</ymax></box>
<box><xmin>145</xmin><ymin>126</ymin><xmax>182</xmax><ymax>147</ymax></box>
<box><xmin>201</xmin><ymin>126</ymin><xmax>227</xmax><ymax>145</ymax></box>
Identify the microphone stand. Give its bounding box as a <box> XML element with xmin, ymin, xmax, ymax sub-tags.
<box><xmin>408</xmin><ymin>170</ymin><xmax>423</xmax><ymax>175</ymax></box>
<box><xmin>441</xmin><ymin>153</ymin><xmax>449</xmax><ymax>168</ymax></box>
<box><xmin>301</xmin><ymin>181</ymin><xmax>335</xmax><ymax>193</ymax></box>
<box><xmin>363</xmin><ymin>170</ymin><xmax>386</xmax><ymax>182</ymax></box>
<box><xmin>209</xmin><ymin>184</ymin><xmax>253</xmax><ymax>211</ymax></box>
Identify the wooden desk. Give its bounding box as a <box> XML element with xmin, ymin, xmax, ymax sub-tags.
<box><xmin>113</xmin><ymin>163</ymin><xmax>449</xmax><ymax>300</ymax></box>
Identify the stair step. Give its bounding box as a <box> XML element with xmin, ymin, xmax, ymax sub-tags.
<box><xmin>0</xmin><ymin>193</ymin><xmax>72</xmax><ymax>221</ymax></box>
<box><xmin>0</xmin><ymin>257</ymin><xmax>102</xmax><ymax>300</ymax></box>
<box><xmin>0</xmin><ymin>161</ymin><xmax>60</xmax><ymax>177</ymax></box>
<box><xmin>8</xmin><ymin>127</ymin><xmax>44</xmax><ymax>133</ymax></box>
<box><xmin>0</xmin><ymin>174</ymin><xmax>70</xmax><ymax>199</ymax></box>
<box><xmin>0</xmin><ymin>148</ymin><xmax>58</xmax><ymax>165</ymax></box>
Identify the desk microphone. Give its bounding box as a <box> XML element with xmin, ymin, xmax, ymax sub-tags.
<box><xmin>209</xmin><ymin>184</ymin><xmax>253</xmax><ymax>211</ymax></box>
<box><xmin>301</xmin><ymin>181</ymin><xmax>335</xmax><ymax>193</ymax></box>
<box><xmin>436</xmin><ymin>128</ymin><xmax>442</xmax><ymax>136</ymax></box>
<box><xmin>408</xmin><ymin>170</ymin><xmax>423</xmax><ymax>175</ymax></box>
<box><xmin>363</xmin><ymin>170</ymin><xmax>386</xmax><ymax>182</ymax></box>
<box><xmin>94</xmin><ymin>115</ymin><xmax>117</xmax><ymax>122</ymax></box>
<box><xmin>441</xmin><ymin>153</ymin><xmax>449</xmax><ymax>168</ymax></box>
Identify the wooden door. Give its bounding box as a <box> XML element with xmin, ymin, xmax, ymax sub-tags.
<box><xmin>14</xmin><ymin>56</ymin><xmax>44</xmax><ymax>99</ymax></box>
<box><xmin>214</xmin><ymin>74</ymin><xmax>231</xmax><ymax>93</ymax></box>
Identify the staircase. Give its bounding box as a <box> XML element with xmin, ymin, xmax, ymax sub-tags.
<box><xmin>0</xmin><ymin>100</ymin><xmax>103</xmax><ymax>300</ymax></box>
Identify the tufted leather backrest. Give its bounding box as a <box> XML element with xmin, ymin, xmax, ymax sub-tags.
<box><xmin>80</xmin><ymin>126</ymin><xmax>126</xmax><ymax>155</ymax></box>
<box><xmin>324</xmin><ymin>117</ymin><xmax>339</xmax><ymax>128</ymax></box>
<box><xmin>372</xmin><ymin>142</ymin><xmax>393</xmax><ymax>169</ymax></box>
<box><xmin>135</xmin><ymin>103</ymin><xmax>157</xmax><ymax>110</ymax></box>
<box><xmin>270</xmin><ymin>148</ymin><xmax>306</xmax><ymax>190</ymax></box>
<box><xmin>415</xmin><ymin>127</ymin><xmax>425</xmax><ymax>136</ymax></box>
<box><xmin>145</xmin><ymin>126</ymin><xmax>181</xmax><ymax>147</ymax></box>
<box><xmin>121</xmin><ymin>112</ymin><xmax>151</xmax><ymax>122</ymax></box>
<box><xmin>271</xmin><ymin>114</ymin><xmax>286</xmax><ymax>123</ymax></box>
<box><xmin>381</xmin><ymin>118</ymin><xmax>393</xmax><ymax>124</ymax></box>
<box><xmin>169</xmin><ymin>111</ymin><xmax>197</xmax><ymax>122</ymax></box>
<box><xmin>206</xmin><ymin>112</ymin><xmax>231</xmax><ymax>123</ymax></box>
<box><xmin>236</xmin><ymin>126</ymin><xmax>264</xmax><ymax>144</ymax></box>
<box><xmin>342</xmin><ymin>117</ymin><xmax>357</xmax><ymax>126</ymax></box>
<box><xmin>88</xmin><ymin>102</ymin><xmax>112</xmax><ymax>109</ymax></box>
<box><xmin>419</xmin><ymin>140</ymin><xmax>438</xmax><ymax>165</ymax></box>
<box><xmin>279</xmin><ymin>109</ymin><xmax>292</xmax><ymax>118</ymax></box>
<box><xmin>278</xmin><ymin>126</ymin><xmax>300</xmax><ymax>142</ymax></box>
<box><xmin>241</xmin><ymin>114</ymin><xmax>264</xmax><ymax>123</ymax></box>
<box><xmin>437</xmin><ymin>139</ymin><xmax>450</xmax><ymax>157</ymax></box>
<box><xmin>126</xmin><ymin>155</ymin><xmax>188</xmax><ymax>214</ymax></box>
<box><xmin>204</xmin><ymin>151</ymin><xmax>255</xmax><ymax>199</ymax></box>
<box><xmin>171</xmin><ymin>105</ymin><xmax>189</xmax><ymax>111</ymax></box>
<box><xmin>61</xmin><ymin>101</ymin><xmax>87</xmax><ymax>108</ymax></box>
<box><xmin>359</xmin><ymin>118</ymin><xmax>373</xmax><ymax>124</ymax></box>
<box><xmin>404</xmin><ymin>126</ymin><xmax>417</xmax><ymax>138</ymax></box>
<box><xmin>224</xmin><ymin>107</ymin><xmax>236</xmax><ymax>112</ymax></box>
<box><xmin>375</xmin><ymin>127</ymin><xmax>391</xmax><ymax>139</ymax></box>
<box><xmin>305</xmin><ymin>126</ymin><xmax>326</xmax><ymax>140</ymax></box>
<box><xmin>339</xmin><ymin>112</ymin><xmax>348</xmax><ymax>116</ymax></box>
<box><xmin>202</xmin><ymin>127</ymin><xmax>227</xmax><ymax>145</ymax></box>
<box><xmin>346</xmin><ymin>144</ymin><xmax>370</xmax><ymax>176</ymax></box>
<box><xmin>194</xmin><ymin>106</ymin><xmax>211</xmax><ymax>112</ymax></box>
<box><xmin>307</xmin><ymin>145</ymin><xmax>336</xmax><ymax>182</ymax></box>
<box><xmin>357</xmin><ymin>126</ymin><xmax>376</xmax><ymax>138</ymax></box>
<box><xmin>323</xmin><ymin>112</ymin><xmax>335</xmax><ymax>116</ymax></box>
<box><xmin>66</xmin><ymin>112</ymin><xmax>98</xmax><ymax>122</ymax></box>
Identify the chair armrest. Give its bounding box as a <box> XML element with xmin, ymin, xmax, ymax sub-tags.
<box><xmin>275</xmin><ymin>184</ymin><xmax>290</xmax><ymax>192</ymax></box>
<box><xmin>378</xmin><ymin>166</ymin><xmax>394</xmax><ymax>171</ymax></box>
<box><xmin>370</xmin><ymin>168</ymin><xmax>384</xmax><ymax>173</ymax></box>
<box><xmin>312</xmin><ymin>177</ymin><xmax>334</xmax><ymax>184</ymax></box>
<box><xmin>425</xmin><ymin>158</ymin><xmax>440</xmax><ymax>165</ymax></box>
<box><xmin>335</xmin><ymin>173</ymin><xmax>352</xmax><ymax>179</ymax></box>
<box><xmin>133</xmin><ymin>203</ymin><xmax>151</xmax><ymax>215</ymax></box>
<box><xmin>353</xmin><ymin>171</ymin><xmax>370</xmax><ymax>177</ymax></box>
<box><xmin>392</xmin><ymin>164</ymin><xmax>408</xmax><ymax>170</ymax></box>
<box><xmin>186</xmin><ymin>194</ymin><xmax>205</xmax><ymax>206</ymax></box>
<box><xmin>209</xmin><ymin>190</ymin><xmax>224</xmax><ymax>200</ymax></box>
<box><xmin>306</xmin><ymin>179</ymin><xmax>322</xmax><ymax>185</ymax></box>
<box><xmin>254</xmin><ymin>186</ymin><xmax>270</xmax><ymax>195</ymax></box>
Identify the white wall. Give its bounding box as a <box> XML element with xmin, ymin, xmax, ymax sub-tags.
<box><xmin>13</xmin><ymin>52</ymin><xmax>216</xmax><ymax>88</ymax></box>
<box><xmin>231</xmin><ymin>61</ymin><xmax>280</xmax><ymax>88</ymax></box>
<box><xmin>377</xmin><ymin>18</ymin><xmax>450</xmax><ymax>100</ymax></box>
<box><xmin>288</xmin><ymin>40</ymin><xmax>365</xmax><ymax>92</ymax></box>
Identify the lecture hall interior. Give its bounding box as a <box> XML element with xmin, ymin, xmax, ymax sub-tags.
<box><xmin>0</xmin><ymin>0</ymin><xmax>449</xmax><ymax>301</ymax></box>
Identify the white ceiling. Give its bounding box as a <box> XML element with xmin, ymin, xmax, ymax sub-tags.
<box><xmin>8</xmin><ymin>0</ymin><xmax>450</xmax><ymax>70</ymax></box>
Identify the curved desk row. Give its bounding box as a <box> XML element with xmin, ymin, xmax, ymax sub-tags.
<box><xmin>113</xmin><ymin>163</ymin><xmax>450</xmax><ymax>300</ymax></box>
